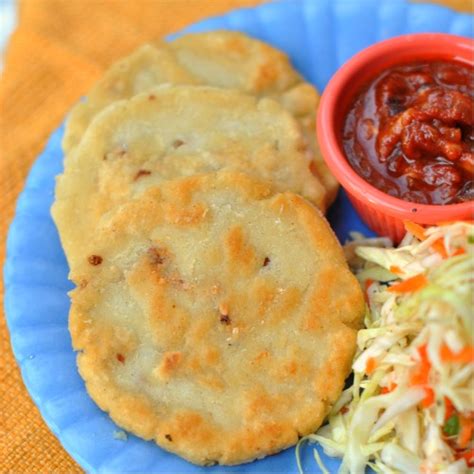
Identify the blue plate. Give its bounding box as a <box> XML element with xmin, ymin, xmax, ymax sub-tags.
<box><xmin>4</xmin><ymin>1</ymin><xmax>472</xmax><ymax>472</ymax></box>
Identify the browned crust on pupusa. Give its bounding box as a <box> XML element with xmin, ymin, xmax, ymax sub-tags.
<box><xmin>52</xmin><ymin>85</ymin><xmax>327</xmax><ymax>269</ymax></box>
<box><xmin>170</xmin><ymin>32</ymin><xmax>338</xmax><ymax>205</ymax></box>
<box><xmin>69</xmin><ymin>171</ymin><xmax>364</xmax><ymax>466</ymax></box>
<box><xmin>62</xmin><ymin>42</ymin><xmax>199</xmax><ymax>155</ymax></box>
<box><xmin>61</xmin><ymin>31</ymin><xmax>338</xmax><ymax>207</ymax></box>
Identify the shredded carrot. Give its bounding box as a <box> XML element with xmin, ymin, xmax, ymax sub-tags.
<box><xmin>418</xmin><ymin>344</ymin><xmax>429</xmax><ymax>361</ymax></box>
<box><xmin>410</xmin><ymin>371</ymin><xmax>425</xmax><ymax>386</ymax></box>
<box><xmin>456</xmin><ymin>448</ymin><xmax>474</xmax><ymax>466</ymax></box>
<box><xmin>404</xmin><ymin>221</ymin><xmax>427</xmax><ymax>241</ymax></box>
<box><xmin>421</xmin><ymin>386</ymin><xmax>435</xmax><ymax>408</ymax></box>
<box><xmin>410</xmin><ymin>344</ymin><xmax>431</xmax><ymax>386</ymax></box>
<box><xmin>411</xmin><ymin>369</ymin><xmax>429</xmax><ymax>386</ymax></box>
<box><xmin>444</xmin><ymin>397</ymin><xmax>455</xmax><ymax>421</ymax></box>
<box><xmin>389</xmin><ymin>265</ymin><xmax>404</xmax><ymax>275</ymax></box>
<box><xmin>366</xmin><ymin>357</ymin><xmax>377</xmax><ymax>375</ymax></box>
<box><xmin>458</xmin><ymin>416</ymin><xmax>474</xmax><ymax>449</ymax></box>
<box><xmin>452</xmin><ymin>247</ymin><xmax>466</xmax><ymax>256</ymax></box>
<box><xmin>432</xmin><ymin>238</ymin><xmax>449</xmax><ymax>258</ymax></box>
<box><xmin>364</xmin><ymin>279</ymin><xmax>374</xmax><ymax>303</ymax></box>
<box><xmin>440</xmin><ymin>344</ymin><xmax>474</xmax><ymax>364</ymax></box>
<box><xmin>388</xmin><ymin>273</ymin><xmax>428</xmax><ymax>293</ymax></box>
<box><xmin>381</xmin><ymin>382</ymin><xmax>397</xmax><ymax>395</ymax></box>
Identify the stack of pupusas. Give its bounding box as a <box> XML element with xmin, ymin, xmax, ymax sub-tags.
<box><xmin>52</xmin><ymin>31</ymin><xmax>364</xmax><ymax>466</ymax></box>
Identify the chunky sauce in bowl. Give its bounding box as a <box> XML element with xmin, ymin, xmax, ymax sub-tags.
<box><xmin>343</xmin><ymin>60</ymin><xmax>474</xmax><ymax>205</ymax></box>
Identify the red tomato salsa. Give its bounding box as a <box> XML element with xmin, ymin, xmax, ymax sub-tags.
<box><xmin>342</xmin><ymin>60</ymin><xmax>474</xmax><ymax>205</ymax></box>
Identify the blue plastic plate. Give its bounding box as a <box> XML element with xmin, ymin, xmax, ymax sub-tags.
<box><xmin>4</xmin><ymin>0</ymin><xmax>472</xmax><ymax>472</ymax></box>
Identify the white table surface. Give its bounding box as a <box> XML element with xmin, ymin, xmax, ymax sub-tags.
<box><xmin>0</xmin><ymin>0</ymin><xmax>17</xmax><ymax>72</ymax></box>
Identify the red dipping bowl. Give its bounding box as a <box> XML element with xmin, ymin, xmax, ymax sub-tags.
<box><xmin>317</xmin><ymin>33</ymin><xmax>474</xmax><ymax>243</ymax></box>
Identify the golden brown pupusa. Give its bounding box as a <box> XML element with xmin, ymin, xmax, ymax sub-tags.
<box><xmin>69</xmin><ymin>171</ymin><xmax>364</xmax><ymax>466</ymax></box>
<box><xmin>62</xmin><ymin>30</ymin><xmax>338</xmax><ymax>205</ymax></box>
<box><xmin>52</xmin><ymin>85</ymin><xmax>327</xmax><ymax>269</ymax></box>
<box><xmin>170</xmin><ymin>31</ymin><xmax>339</xmax><ymax>203</ymax></box>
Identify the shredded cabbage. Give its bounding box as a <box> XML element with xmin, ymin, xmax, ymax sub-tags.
<box><xmin>297</xmin><ymin>222</ymin><xmax>474</xmax><ymax>473</ymax></box>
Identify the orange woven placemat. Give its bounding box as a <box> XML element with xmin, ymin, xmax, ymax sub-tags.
<box><xmin>0</xmin><ymin>0</ymin><xmax>471</xmax><ymax>472</ymax></box>
<box><xmin>0</xmin><ymin>2</ymin><xmax>264</xmax><ymax>472</ymax></box>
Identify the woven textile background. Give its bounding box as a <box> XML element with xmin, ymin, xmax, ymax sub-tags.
<box><xmin>0</xmin><ymin>0</ymin><xmax>471</xmax><ymax>472</ymax></box>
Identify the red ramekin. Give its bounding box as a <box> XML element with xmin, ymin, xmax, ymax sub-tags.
<box><xmin>317</xmin><ymin>33</ymin><xmax>474</xmax><ymax>243</ymax></box>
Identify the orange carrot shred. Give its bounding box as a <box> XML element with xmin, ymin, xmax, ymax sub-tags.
<box><xmin>410</xmin><ymin>344</ymin><xmax>431</xmax><ymax>386</ymax></box>
<box><xmin>388</xmin><ymin>273</ymin><xmax>428</xmax><ymax>293</ymax></box>
<box><xmin>421</xmin><ymin>387</ymin><xmax>435</xmax><ymax>408</ymax></box>
<box><xmin>440</xmin><ymin>344</ymin><xmax>474</xmax><ymax>364</ymax></box>
<box><xmin>404</xmin><ymin>221</ymin><xmax>427</xmax><ymax>241</ymax></box>
<box><xmin>381</xmin><ymin>382</ymin><xmax>397</xmax><ymax>394</ymax></box>
<box><xmin>389</xmin><ymin>265</ymin><xmax>404</xmax><ymax>275</ymax></box>
<box><xmin>366</xmin><ymin>357</ymin><xmax>377</xmax><ymax>375</ymax></box>
<box><xmin>364</xmin><ymin>279</ymin><xmax>374</xmax><ymax>303</ymax></box>
<box><xmin>456</xmin><ymin>448</ymin><xmax>474</xmax><ymax>466</ymax></box>
<box><xmin>418</xmin><ymin>344</ymin><xmax>429</xmax><ymax>361</ymax></box>
<box><xmin>410</xmin><ymin>371</ymin><xmax>427</xmax><ymax>386</ymax></box>
<box><xmin>458</xmin><ymin>417</ymin><xmax>474</xmax><ymax>449</ymax></box>
<box><xmin>452</xmin><ymin>247</ymin><xmax>466</xmax><ymax>256</ymax></box>
<box><xmin>432</xmin><ymin>238</ymin><xmax>448</xmax><ymax>258</ymax></box>
<box><xmin>444</xmin><ymin>397</ymin><xmax>455</xmax><ymax>421</ymax></box>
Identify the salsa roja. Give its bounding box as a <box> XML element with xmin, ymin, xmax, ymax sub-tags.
<box><xmin>342</xmin><ymin>60</ymin><xmax>474</xmax><ymax>205</ymax></box>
